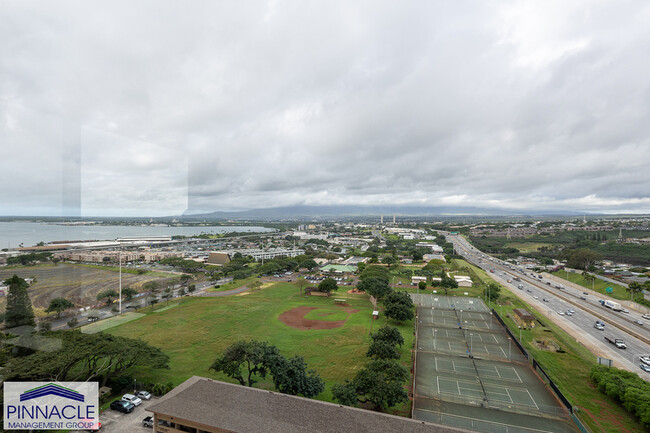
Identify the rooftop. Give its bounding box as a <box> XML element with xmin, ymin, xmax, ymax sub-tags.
<box><xmin>147</xmin><ymin>376</ymin><xmax>467</xmax><ymax>433</ymax></box>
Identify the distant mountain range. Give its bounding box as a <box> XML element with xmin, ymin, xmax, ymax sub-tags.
<box><xmin>180</xmin><ymin>205</ymin><xmax>587</xmax><ymax>220</ymax></box>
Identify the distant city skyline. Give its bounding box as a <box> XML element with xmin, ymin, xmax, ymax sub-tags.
<box><xmin>2</xmin><ymin>1</ymin><xmax>650</xmax><ymax>217</ymax></box>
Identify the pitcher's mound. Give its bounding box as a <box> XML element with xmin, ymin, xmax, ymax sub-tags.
<box><xmin>279</xmin><ymin>306</ymin><xmax>358</xmax><ymax>330</ymax></box>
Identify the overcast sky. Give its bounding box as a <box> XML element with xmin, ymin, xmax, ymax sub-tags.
<box><xmin>2</xmin><ymin>1</ymin><xmax>650</xmax><ymax>216</ymax></box>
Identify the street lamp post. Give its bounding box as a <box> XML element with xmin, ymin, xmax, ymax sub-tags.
<box><xmin>508</xmin><ymin>337</ymin><xmax>512</xmax><ymax>360</ymax></box>
<box><xmin>119</xmin><ymin>250</ymin><xmax>122</xmax><ymax>314</ymax></box>
<box><xmin>470</xmin><ymin>333</ymin><xmax>473</xmax><ymax>356</ymax></box>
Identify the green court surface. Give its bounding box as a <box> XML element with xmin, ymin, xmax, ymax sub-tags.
<box><xmin>81</xmin><ymin>312</ymin><xmax>145</xmax><ymax>333</ymax></box>
<box><xmin>411</xmin><ymin>294</ymin><xmax>578</xmax><ymax>433</ymax></box>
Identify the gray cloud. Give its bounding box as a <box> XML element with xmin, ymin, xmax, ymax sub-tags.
<box><xmin>1</xmin><ymin>0</ymin><xmax>650</xmax><ymax>216</ymax></box>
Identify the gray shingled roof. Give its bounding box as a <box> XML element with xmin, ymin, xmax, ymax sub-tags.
<box><xmin>147</xmin><ymin>376</ymin><xmax>469</xmax><ymax>433</ymax></box>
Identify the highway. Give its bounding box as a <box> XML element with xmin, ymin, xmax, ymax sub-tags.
<box><xmin>443</xmin><ymin>232</ymin><xmax>650</xmax><ymax>376</ymax></box>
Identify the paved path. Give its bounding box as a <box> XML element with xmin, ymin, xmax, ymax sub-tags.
<box><xmin>198</xmin><ymin>285</ymin><xmax>250</xmax><ymax>297</ymax></box>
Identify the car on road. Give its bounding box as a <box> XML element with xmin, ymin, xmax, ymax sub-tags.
<box><xmin>542</xmin><ymin>298</ymin><xmax>549</xmax><ymax>302</ymax></box>
<box><xmin>640</xmin><ymin>356</ymin><xmax>650</xmax><ymax>366</ymax></box>
<box><xmin>122</xmin><ymin>394</ymin><xmax>142</xmax><ymax>406</ymax></box>
<box><xmin>568</xmin><ymin>309</ymin><xmax>574</xmax><ymax>314</ymax></box>
<box><xmin>622</xmin><ymin>309</ymin><xmax>630</xmax><ymax>314</ymax></box>
<box><xmin>533</xmin><ymin>296</ymin><xmax>539</xmax><ymax>299</ymax></box>
<box><xmin>579</xmin><ymin>296</ymin><xmax>587</xmax><ymax>300</ymax></box>
<box><xmin>566</xmin><ymin>311</ymin><xmax>573</xmax><ymax>316</ymax></box>
<box><xmin>583</xmin><ymin>292</ymin><xmax>588</xmax><ymax>295</ymax></box>
<box><xmin>136</xmin><ymin>390</ymin><xmax>152</xmax><ymax>400</ymax></box>
<box><xmin>594</xmin><ymin>322</ymin><xmax>605</xmax><ymax>330</ymax></box>
<box><xmin>557</xmin><ymin>311</ymin><xmax>565</xmax><ymax>315</ymax></box>
<box><xmin>110</xmin><ymin>400</ymin><xmax>134</xmax><ymax>414</ymax></box>
<box><xmin>641</xmin><ymin>364</ymin><xmax>650</xmax><ymax>373</ymax></box>
<box><xmin>634</xmin><ymin>320</ymin><xmax>644</xmax><ymax>326</ymax></box>
<box><xmin>643</xmin><ymin>314</ymin><xmax>650</xmax><ymax>320</ymax></box>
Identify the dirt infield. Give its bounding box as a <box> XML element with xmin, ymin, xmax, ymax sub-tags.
<box><xmin>279</xmin><ymin>306</ymin><xmax>359</xmax><ymax>330</ymax></box>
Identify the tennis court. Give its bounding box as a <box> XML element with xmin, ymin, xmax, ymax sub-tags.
<box><xmin>411</xmin><ymin>295</ymin><xmax>578</xmax><ymax>433</ymax></box>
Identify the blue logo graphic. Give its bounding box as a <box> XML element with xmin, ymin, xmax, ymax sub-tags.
<box><xmin>19</xmin><ymin>384</ymin><xmax>85</xmax><ymax>403</ymax></box>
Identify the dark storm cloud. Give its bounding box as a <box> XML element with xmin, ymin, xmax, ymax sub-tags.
<box><xmin>1</xmin><ymin>0</ymin><xmax>649</xmax><ymax>216</ymax></box>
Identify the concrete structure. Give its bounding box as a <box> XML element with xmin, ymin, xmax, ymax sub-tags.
<box><xmin>423</xmin><ymin>254</ymin><xmax>446</xmax><ymax>262</ymax></box>
<box><xmin>146</xmin><ymin>376</ymin><xmax>463</xmax><ymax>433</ymax></box>
<box><xmin>206</xmin><ymin>252</ymin><xmax>232</xmax><ymax>266</ymax></box>
<box><xmin>416</xmin><ymin>243</ymin><xmax>444</xmax><ymax>253</ymax></box>
<box><xmin>342</xmin><ymin>256</ymin><xmax>369</xmax><ymax>266</ymax></box>
<box><xmin>320</xmin><ymin>264</ymin><xmax>357</xmax><ymax>274</ymax></box>
<box><xmin>513</xmin><ymin>308</ymin><xmax>535</xmax><ymax>328</ymax></box>
<box><xmin>452</xmin><ymin>275</ymin><xmax>473</xmax><ymax>287</ymax></box>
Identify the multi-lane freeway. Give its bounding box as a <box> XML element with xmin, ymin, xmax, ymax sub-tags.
<box><xmin>444</xmin><ymin>232</ymin><xmax>650</xmax><ymax>376</ymax></box>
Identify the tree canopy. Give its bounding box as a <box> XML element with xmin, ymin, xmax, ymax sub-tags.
<box><xmin>209</xmin><ymin>340</ymin><xmax>324</xmax><ymax>398</ymax></box>
<box><xmin>370</xmin><ymin>326</ymin><xmax>404</xmax><ymax>347</ymax></box>
<box><xmin>4</xmin><ymin>275</ymin><xmax>36</xmax><ymax>329</ymax></box>
<box><xmin>96</xmin><ymin>290</ymin><xmax>118</xmax><ymax>305</ymax></box>
<box><xmin>357</xmin><ymin>277</ymin><xmax>392</xmax><ymax>300</ymax></box>
<box><xmin>383</xmin><ymin>291</ymin><xmax>414</xmax><ymax>323</ymax></box>
<box><xmin>332</xmin><ymin>359</ymin><xmax>408</xmax><ymax>411</ymax></box>
<box><xmin>45</xmin><ymin>298</ymin><xmax>74</xmax><ymax>318</ymax></box>
<box><xmin>4</xmin><ymin>331</ymin><xmax>169</xmax><ymax>386</ymax></box>
<box><xmin>318</xmin><ymin>278</ymin><xmax>338</xmax><ymax>293</ymax></box>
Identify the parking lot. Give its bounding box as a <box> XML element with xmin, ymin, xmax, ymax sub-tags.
<box><xmin>71</xmin><ymin>397</ymin><xmax>158</xmax><ymax>433</ymax></box>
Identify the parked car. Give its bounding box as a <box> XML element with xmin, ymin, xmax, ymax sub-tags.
<box><xmin>143</xmin><ymin>416</ymin><xmax>154</xmax><ymax>428</ymax></box>
<box><xmin>122</xmin><ymin>394</ymin><xmax>142</xmax><ymax>406</ymax></box>
<box><xmin>110</xmin><ymin>400</ymin><xmax>134</xmax><ymax>413</ymax></box>
<box><xmin>557</xmin><ymin>311</ymin><xmax>565</xmax><ymax>315</ymax></box>
<box><xmin>136</xmin><ymin>390</ymin><xmax>152</xmax><ymax>400</ymax></box>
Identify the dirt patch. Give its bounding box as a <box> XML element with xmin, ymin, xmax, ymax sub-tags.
<box><xmin>532</xmin><ymin>339</ymin><xmax>561</xmax><ymax>352</ymax></box>
<box><xmin>279</xmin><ymin>306</ymin><xmax>359</xmax><ymax>330</ymax></box>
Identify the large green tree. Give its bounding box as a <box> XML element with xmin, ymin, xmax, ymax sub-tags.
<box><xmin>366</xmin><ymin>340</ymin><xmax>400</xmax><ymax>360</ymax></box>
<box><xmin>96</xmin><ymin>290</ymin><xmax>118</xmax><ymax>305</ymax></box>
<box><xmin>209</xmin><ymin>340</ymin><xmax>279</xmax><ymax>387</ymax></box>
<box><xmin>3</xmin><ymin>331</ymin><xmax>169</xmax><ymax>386</ymax></box>
<box><xmin>383</xmin><ymin>291</ymin><xmax>414</xmax><ymax>323</ymax></box>
<box><xmin>45</xmin><ymin>297</ymin><xmax>74</xmax><ymax>319</ymax></box>
<box><xmin>4</xmin><ymin>275</ymin><xmax>36</xmax><ymax>329</ymax></box>
<box><xmin>318</xmin><ymin>278</ymin><xmax>338</xmax><ymax>293</ymax></box>
<box><xmin>485</xmin><ymin>283</ymin><xmax>501</xmax><ymax>302</ymax></box>
<box><xmin>370</xmin><ymin>326</ymin><xmax>404</xmax><ymax>347</ymax></box>
<box><xmin>121</xmin><ymin>287</ymin><xmax>138</xmax><ymax>301</ymax></box>
<box><xmin>357</xmin><ymin>277</ymin><xmax>392</xmax><ymax>300</ymax></box>
<box><xmin>332</xmin><ymin>359</ymin><xmax>409</xmax><ymax>411</ymax></box>
<box><xmin>209</xmin><ymin>340</ymin><xmax>324</xmax><ymax>398</ymax></box>
<box><xmin>268</xmin><ymin>355</ymin><xmax>324</xmax><ymax>398</ymax></box>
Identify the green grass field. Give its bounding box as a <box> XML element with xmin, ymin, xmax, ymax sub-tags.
<box><xmin>81</xmin><ymin>312</ymin><xmax>145</xmax><ymax>334</ymax></box>
<box><xmin>550</xmin><ymin>270</ymin><xmax>630</xmax><ymax>301</ymax></box>
<box><xmin>105</xmin><ymin>282</ymin><xmax>414</xmax><ymax>413</ymax></box>
<box><xmin>207</xmin><ymin>276</ymin><xmax>259</xmax><ymax>292</ymax></box>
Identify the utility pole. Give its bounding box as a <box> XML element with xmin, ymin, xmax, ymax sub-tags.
<box><xmin>119</xmin><ymin>250</ymin><xmax>122</xmax><ymax>314</ymax></box>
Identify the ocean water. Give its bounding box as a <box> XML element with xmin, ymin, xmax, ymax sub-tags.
<box><xmin>0</xmin><ymin>222</ymin><xmax>273</xmax><ymax>248</ymax></box>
